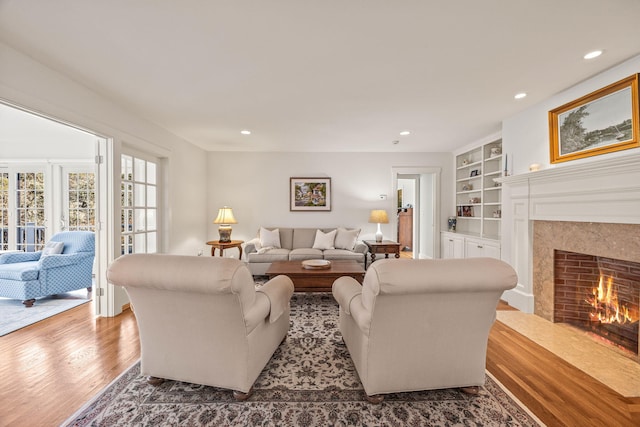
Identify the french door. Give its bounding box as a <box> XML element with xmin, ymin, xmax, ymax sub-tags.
<box><xmin>61</xmin><ymin>167</ymin><xmax>96</xmax><ymax>232</ymax></box>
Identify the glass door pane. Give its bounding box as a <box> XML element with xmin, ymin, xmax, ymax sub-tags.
<box><xmin>65</xmin><ymin>170</ymin><xmax>96</xmax><ymax>231</ymax></box>
<box><xmin>16</xmin><ymin>172</ymin><xmax>45</xmax><ymax>252</ymax></box>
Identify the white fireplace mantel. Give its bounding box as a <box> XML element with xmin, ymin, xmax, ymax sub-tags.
<box><xmin>497</xmin><ymin>152</ymin><xmax>640</xmax><ymax>313</ymax></box>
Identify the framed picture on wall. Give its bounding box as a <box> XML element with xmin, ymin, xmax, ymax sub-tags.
<box><xmin>290</xmin><ymin>177</ymin><xmax>331</xmax><ymax>211</ymax></box>
<box><xmin>549</xmin><ymin>74</ymin><xmax>639</xmax><ymax>163</ymax></box>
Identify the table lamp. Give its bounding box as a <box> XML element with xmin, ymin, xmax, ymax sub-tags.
<box><xmin>213</xmin><ymin>206</ymin><xmax>237</xmax><ymax>242</ymax></box>
<box><xmin>368</xmin><ymin>209</ymin><xmax>389</xmax><ymax>242</ymax></box>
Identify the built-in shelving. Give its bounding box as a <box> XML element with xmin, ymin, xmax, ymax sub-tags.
<box><xmin>453</xmin><ymin>138</ymin><xmax>502</xmax><ymax>240</ymax></box>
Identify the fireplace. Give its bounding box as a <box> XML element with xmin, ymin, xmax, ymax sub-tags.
<box><xmin>554</xmin><ymin>250</ymin><xmax>640</xmax><ymax>354</ymax></box>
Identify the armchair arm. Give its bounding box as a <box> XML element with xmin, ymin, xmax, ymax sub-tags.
<box><xmin>332</xmin><ymin>276</ymin><xmax>362</xmax><ymax>315</ymax></box>
<box><xmin>257</xmin><ymin>275</ymin><xmax>294</xmax><ymax>323</ymax></box>
<box><xmin>0</xmin><ymin>251</ymin><xmax>41</xmax><ymax>264</ymax></box>
<box><xmin>38</xmin><ymin>253</ymin><xmax>92</xmax><ymax>269</ymax></box>
<box><xmin>332</xmin><ymin>276</ymin><xmax>371</xmax><ymax>336</ymax></box>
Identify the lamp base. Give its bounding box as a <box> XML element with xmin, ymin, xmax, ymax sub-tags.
<box><xmin>375</xmin><ymin>223</ymin><xmax>383</xmax><ymax>242</ymax></box>
<box><xmin>218</xmin><ymin>226</ymin><xmax>232</xmax><ymax>243</ymax></box>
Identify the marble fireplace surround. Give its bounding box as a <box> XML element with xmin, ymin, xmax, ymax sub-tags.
<box><xmin>499</xmin><ymin>152</ymin><xmax>640</xmax><ymax>314</ymax></box>
<box><xmin>533</xmin><ymin>221</ymin><xmax>640</xmax><ymax>321</ymax></box>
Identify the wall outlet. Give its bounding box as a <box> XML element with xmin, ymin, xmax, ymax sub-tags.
<box><xmin>197</xmin><ymin>250</ymin><xmax>203</xmax><ymax>256</ymax></box>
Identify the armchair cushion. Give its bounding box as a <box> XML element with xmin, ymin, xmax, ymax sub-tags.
<box><xmin>0</xmin><ymin>262</ymin><xmax>39</xmax><ymax>281</ymax></box>
<box><xmin>0</xmin><ymin>251</ymin><xmax>41</xmax><ymax>264</ymax></box>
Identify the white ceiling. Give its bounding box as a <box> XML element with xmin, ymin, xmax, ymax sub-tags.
<box><xmin>1</xmin><ymin>0</ymin><xmax>640</xmax><ymax>153</ymax></box>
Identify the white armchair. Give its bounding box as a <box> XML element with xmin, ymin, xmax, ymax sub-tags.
<box><xmin>106</xmin><ymin>254</ymin><xmax>294</xmax><ymax>400</ymax></box>
<box><xmin>332</xmin><ymin>258</ymin><xmax>517</xmax><ymax>403</ymax></box>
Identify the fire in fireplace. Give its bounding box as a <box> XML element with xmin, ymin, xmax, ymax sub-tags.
<box><xmin>554</xmin><ymin>250</ymin><xmax>640</xmax><ymax>355</ymax></box>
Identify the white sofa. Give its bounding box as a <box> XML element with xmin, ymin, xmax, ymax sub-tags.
<box><xmin>332</xmin><ymin>257</ymin><xmax>517</xmax><ymax>403</ymax></box>
<box><xmin>245</xmin><ymin>227</ymin><xmax>367</xmax><ymax>275</ymax></box>
<box><xmin>106</xmin><ymin>254</ymin><xmax>294</xmax><ymax>400</ymax></box>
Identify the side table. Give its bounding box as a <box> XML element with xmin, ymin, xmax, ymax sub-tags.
<box><xmin>206</xmin><ymin>240</ymin><xmax>244</xmax><ymax>259</ymax></box>
<box><xmin>363</xmin><ymin>240</ymin><xmax>401</xmax><ymax>268</ymax></box>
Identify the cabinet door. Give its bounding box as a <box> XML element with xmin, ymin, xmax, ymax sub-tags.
<box><xmin>441</xmin><ymin>234</ymin><xmax>464</xmax><ymax>259</ymax></box>
<box><xmin>465</xmin><ymin>238</ymin><xmax>500</xmax><ymax>259</ymax></box>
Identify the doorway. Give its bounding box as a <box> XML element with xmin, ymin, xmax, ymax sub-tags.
<box><xmin>392</xmin><ymin>167</ymin><xmax>440</xmax><ymax>259</ymax></box>
<box><xmin>0</xmin><ymin>101</ymin><xmax>109</xmax><ymax>316</ymax></box>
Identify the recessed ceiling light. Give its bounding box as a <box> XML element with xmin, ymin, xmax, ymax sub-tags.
<box><xmin>514</xmin><ymin>92</ymin><xmax>527</xmax><ymax>100</ymax></box>
<box><xmin>584</xmin><ymin>50</ymin><xmax>603</xmax><ymax>60</ymax></box>
<box><xmin>240</xmin><ymin>130</ymin><xmax>251</xmax><ymax>135</ymax></box>
<box><xmin>399</xmin><ymin>131</ymin><xmax>411</xmax><ymax>136</ymax></box>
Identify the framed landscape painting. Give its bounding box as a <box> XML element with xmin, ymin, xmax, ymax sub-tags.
<box><xmin>549</xmin><ymin>74</ymin><xmax>639</xmax><ymax>163</ymax></box>
<box><xmin>290</xmin><ymin>177</ymin><xmax>331</xmax><ymax>211</ymax></box>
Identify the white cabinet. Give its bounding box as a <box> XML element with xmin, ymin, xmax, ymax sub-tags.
<box><xmin>454</xmin><ymin>138</ymin><xmax>502</xmax><ymax>240</ymax></box>
<box><xmin>464</xmin><ymin>237</ymin><xmax>501</xmax><ymax>259</ymax></box>
<box><xmin>441</xmin><ymin>233</ymin><xmax>465</xmax><ymax>259</ymax></box>
<box><xmin>441</xmin><ymin>232</ymin><xmax>501</xmax><ymax>260</ymax></box>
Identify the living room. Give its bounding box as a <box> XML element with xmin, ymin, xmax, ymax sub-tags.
<box><xmin>1</xmin><ymin>1</ymin><xmax>640</xmax><ymax>425</ymax></box>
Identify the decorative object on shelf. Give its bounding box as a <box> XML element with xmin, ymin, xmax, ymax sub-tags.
<box><xmin>461</xmin><ymin>158</ymin><xmax>470</xmax><ymax>166</ymax></box>
<box><xmin>490</xmin><ymin>147</ymin><xmax>502</xmax><ymax>157</ymax></box>
<box><xmin>529</xmin><ymin>163</ymin><xmax>541</xmax><ymax>172</ymax></box>
<box><xmin>290</xmin><ymin>177</ymin><xmax>331</xmax><ymax>211</ymax></box>
<box><xmin>492</xmin><ymin>178</ymin><xmax>502</xmax><ymax>187</ymax></box>
<box><xmin>301</xmin><ymin>259</ymin><xmax>331</xmax><ymax>270</ymax></box>
<box><xmin>368</xmin><ymin>209</ymin><xmax>389</xmax><ymax>242</ymax></box>
<box><xmin>549</xmin><ymin>73</ymin><xmax>639</xmax><ymax>164</ymax></box>
<box><xmin>213</xmin><ymin>206</ymin><xmax>237</xmax><ymax>242</ymax></box>
<box><xmin>461</xmin><ymin>183</ymin><xmax>473</xmax><ymax>191</ymax></box>
<box><xmin>469</xmin><ymin>197</ymin><xmax>481</xmax><ymax>204</ymax></box>
<box><xmin>462</xmin><ymin>206</ymin><xmax>473</xmax><ymax>217</ymax></box>
<box><xmin>493</xmin><ymin>210</ymin><xmax>502</xmax><ymax>218</ymax></box>
<box><xmin>448</xmin><ymin>216</ymin><xmax>457</xmax><ymax>232</ymax></box>
<box><xmin>470</xmin><ymin>169</ymin><xmax>480</xmax><ymax>177</ymax></box>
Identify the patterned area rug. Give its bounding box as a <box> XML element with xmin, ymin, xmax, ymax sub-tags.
<box><xmin>0</xmin><ymin>289</ymin><xmax>90</xmax><ymax>336</ymax></box>
<box><xmin>64</xmin><ymin>293</ymin><xmax>542</xmax><ymax>426</ymax></box>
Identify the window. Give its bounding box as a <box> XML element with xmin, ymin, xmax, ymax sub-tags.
<box><xmin>0</xmin><ymin>172</ymin><xmax>8</xmax><ymax>250</ymax></box>
<box><xmin>66</xmin><ymin>171</ymin><xmax>96</xmax><ymax>231</ymax></box>
<box><xmin>16</xmin><ymin>172</ymin><xmax>46</xmax><ymax>251</ymax></box>
<box><xmin>121</xmin><ymin>154</ymin><xmax>158</xmax><ymax>254</ymax></box>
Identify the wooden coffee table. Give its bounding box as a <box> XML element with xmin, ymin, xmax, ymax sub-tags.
<box><xmin>265</xmin><ymin>260</ymin><xmax>365</xmax><ymax>292</ymax></box>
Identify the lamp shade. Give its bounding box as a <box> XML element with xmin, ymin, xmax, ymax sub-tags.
<box><xmin>368</xmin><ymin>209</ymin><xmax>389</xmax><ymax>224</ymax></box>
<box><xmin>213</xmin><ymin>206</ymin><xmax>237</xmax><ymax>225</ymax></box>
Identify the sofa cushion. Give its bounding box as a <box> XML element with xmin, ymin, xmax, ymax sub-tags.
<box><xmin>259</xmin><ymin>227</ymin><xmax>281</xmax><ymax>249</ymax></box>
<box><xmin>291</xmin><ymin>228</ymin><xmax>318</xmax><ymax>249</ymax></box>
<box><xmin>0</xmin><ymin>262</ymin><xmax>40</xmax><ymax>281</ymax></box>
<box><xmin>312</xmin><ymin>229</ymin><xmax>336</xmax><ymax>250</ymax></box>
<box><xmin>289</xmin><ymin>248</ymin><xmax>323</xmax><ymax>261</ymax></box>
<box><xmin>247</xmin><ymin>248</ymin><xmax>290</xmax><ymax>263</ymax></box>
<box><xmin>334</xmin><ymin>228</ymin><xmax>360</xmax><ymax>250</ymax></box>
<box><xmin>323</xmin><ymin>249</ymin><xmax>365</xmax><ymax>263</ymax></box>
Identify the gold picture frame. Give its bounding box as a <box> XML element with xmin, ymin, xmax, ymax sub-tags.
<box><xmin>549</xmin><ymin>74</ymin><xmax>639</xmax><ymax>163</ymax></box>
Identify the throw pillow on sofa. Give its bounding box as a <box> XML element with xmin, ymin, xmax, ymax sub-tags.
<box><xmin>312</xmin><ymin>229</ymin><xmax>336</xmax><ymax>250</ymax></box>
<box><xmin>334</xmin><ymin>228</ymin><xmax>360</xmax><ymax>251</ymax></box>
<box><xmin>260</xmin><ymin>227</ymin><xmax>281</xmax><ymax>250</ymax></box>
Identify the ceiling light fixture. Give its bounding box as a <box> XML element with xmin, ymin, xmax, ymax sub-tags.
<box><xmin>514</xmin><ymin>92</ymin><xmax>527</xmax><ymax>100</ymax></box>
<box><xmin>240</xmin><ymin>130</ymin><xmax>251</xmax><ymax>135</ymax></box>
<box><xmin>584</xmin><ymin>50</ymin><xmax>603</xmax><ymax>60</ymax></box>
<box><xmin>399</xmin><ymin>131</ymin><xmax>411</xmax><ymax>136</ymax></box>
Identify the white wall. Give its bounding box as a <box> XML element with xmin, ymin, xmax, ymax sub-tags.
<box><xmin>502</xmin><ymin>55</ymin><xmax>640</xmax><ymax>176</ymax></box>
<box><xmin>0</xmin><ymin>41</ymin><xmax>209</xmax><ymax>315</ymax></box>
<box><xmin>206</xmin><ymin>151</ymin><xmax>452</xmax><ymax>254</ymax></box>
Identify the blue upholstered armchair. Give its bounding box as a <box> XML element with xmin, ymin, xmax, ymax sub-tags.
<box><xmin>0</xmin><ymin>231</ymin><xmax>95</xmax><ymax>307</ymax></box>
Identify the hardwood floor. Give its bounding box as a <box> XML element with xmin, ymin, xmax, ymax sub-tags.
<box><xmin>0</xmin><ymin>300</ymin><xmax>139</xmax><ymax>427</ymax></box>
<box><xmin>1</xmin><ymin>298</ymin><xmax>639</xmax><ymax>426</ymax></box>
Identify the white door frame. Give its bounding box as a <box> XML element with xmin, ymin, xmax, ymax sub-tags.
<box><xmin>392</xmin><ymin>167</ymin><xmax>441</xmax><ymax>259</ymax></box>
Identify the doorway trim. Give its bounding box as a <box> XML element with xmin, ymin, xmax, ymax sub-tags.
<box><xmin>392</xmin><ymin>167</ymin><xmax>441</xmax><ymax>259</ymax></box>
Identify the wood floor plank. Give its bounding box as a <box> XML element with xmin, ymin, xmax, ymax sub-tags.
<box><xmin>1</xmin><ymin>297</ymin><xmax>639</xmax><ymax>426</ymax></box>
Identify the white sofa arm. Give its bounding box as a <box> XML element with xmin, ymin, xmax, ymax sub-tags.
<box><xmin>257</xmin><ymin>274</ymin><xmax>294</xmax><ymax>323</ymax></box>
